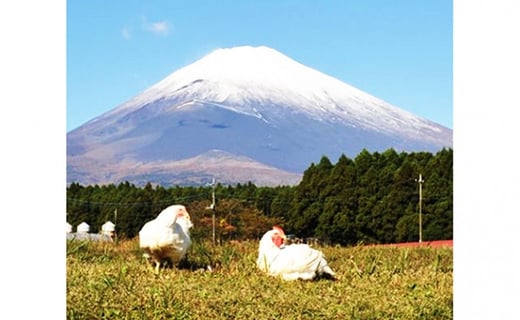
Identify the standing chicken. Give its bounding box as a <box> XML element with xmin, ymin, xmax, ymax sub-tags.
<box><xmin>139</xmin><ymin>204</ymin><xmax>193</xmax><ymax>274</ymax></box>
<box><xmin>257</xmin><ymin>226</ymin><xmax>336</xmax><ymax>281</ymax></box>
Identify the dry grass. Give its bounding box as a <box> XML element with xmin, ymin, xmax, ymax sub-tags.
<box><xmin>67</xmin><ymin>238</ymin><xmax>452</xmax><ymax>319</ymax></box>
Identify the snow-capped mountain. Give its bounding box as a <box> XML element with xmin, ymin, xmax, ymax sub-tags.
<box><xmin>67</xmin><ymin>45</ymin><xmax>452</xmax><ymax>186</ymax></box>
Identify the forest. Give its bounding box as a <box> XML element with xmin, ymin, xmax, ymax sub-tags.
<box><xmin>66</xmin><ymin>148</ymin><xmax>452</xmax><ymax>246</ymax></box>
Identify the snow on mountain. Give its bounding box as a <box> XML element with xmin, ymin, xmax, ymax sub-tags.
<box><xmin>93</xmin><ymin>46</ymin><xmax>442</xmax><ymax>137</ymax></box>
<box><xmin>68</xmin><ymin>45</ymin><xmax>452</xmax><ymax>186</ymax></box>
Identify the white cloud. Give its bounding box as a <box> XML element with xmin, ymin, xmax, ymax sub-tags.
<box><xmin>142</xmin><ymin>17</ymin><xmax>171</xmax><ymax>36</ymax></box>
<box><xmin>149</xmin><ymin>21</ymin><xmax>170</xmax><ymax>35</ymax></box>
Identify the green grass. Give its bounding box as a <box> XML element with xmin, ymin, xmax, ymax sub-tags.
<box><xmin>67</xmin><ymin>239</ymin><xmax>452</xmax><ymax>319</ymax></box>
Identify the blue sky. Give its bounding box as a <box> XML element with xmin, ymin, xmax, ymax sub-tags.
<box><xmin>67</xmin><ymin>1</ymin><xmax>452</xmax><ymax>131</ymax></box>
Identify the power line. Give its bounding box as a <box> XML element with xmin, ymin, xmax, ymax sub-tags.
<box><xmin>66</xmin><ymin>194</ymin><xmax>207</xmax><ymax>206</ymax></box>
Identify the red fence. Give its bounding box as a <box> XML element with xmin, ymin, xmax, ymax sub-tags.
<box><xmin>370</xmin><ymin>239</ymin><xmax>453</xmax><ymax>248</ymax></box>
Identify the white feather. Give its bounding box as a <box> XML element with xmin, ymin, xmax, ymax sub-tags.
<box><xmin>139</xmin><ymin>204</ymin><xmax>193</xmax><ymax>273</ymax></box>
<box><xmin>257</xmin><ymin>227</ymin><xmax>335</xmax><ymax>281</ymax></box>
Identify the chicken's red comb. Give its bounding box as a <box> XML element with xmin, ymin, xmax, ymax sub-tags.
<box><xmin>272</xmin><ymin>225</ymin><xmax>285</xmax><ymax>235</ymax></box>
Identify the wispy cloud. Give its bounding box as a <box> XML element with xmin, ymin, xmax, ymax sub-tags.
<box><xmin>142</xmin><ymin>17</ymin><xmax>171</xmax><ymax>36</ymax></box>
<box><xmin>121</xmin><ymin>26</ymin><xmax>132</xmax><ymax>40</ymax></box>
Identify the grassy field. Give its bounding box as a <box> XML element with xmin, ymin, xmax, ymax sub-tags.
<box><xmin>66</xmin><ymin>238</ymin><xmax>452</xmax><ymax>319</ymax></box>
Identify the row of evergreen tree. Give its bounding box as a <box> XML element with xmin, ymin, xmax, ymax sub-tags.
<box><xmin>66</xmin><ymin>148</ymin><xmax>452</xmax><ymax>245</ymax></box>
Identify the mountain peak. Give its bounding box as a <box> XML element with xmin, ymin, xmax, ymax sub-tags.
<box><xmin>68</xmin><ymin>45</ymin><xmax>452</xmax><ymax>187</ymax></box>
<box><xmin>160</xmin><ymin>45</ymin><xmax>315</xmax><ymax>89</ymax></box>
<box><xmin>203</xmin><ymin>45</ymin><xmax>283</xmax><ymax>61</ymax></box>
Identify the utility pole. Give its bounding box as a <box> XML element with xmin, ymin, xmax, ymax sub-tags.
<box><xmin>206</xmin><ymin>178</ymin><xmax>216</xmax><ymax>246</ymax></box>
<box><xmin>416</xmin><ymin>174</ymin><xmax>424</xmax><ymax>243</ymax></box>
<box><xmin>114</xmin><ymin>209</ymin><xmax>118</xmax><ymax>243</ymax></box>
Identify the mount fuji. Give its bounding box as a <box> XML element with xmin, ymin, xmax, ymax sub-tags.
<box><xmin>67</xmin><ymin>45</ymin><xmax>452</xmax><ymax>187</ymax></box>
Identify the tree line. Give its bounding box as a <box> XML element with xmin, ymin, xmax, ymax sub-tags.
<box><xmin>66</xmin><ymin>148</ymin><xmax>452</xmax><ymax>246</ymax></box>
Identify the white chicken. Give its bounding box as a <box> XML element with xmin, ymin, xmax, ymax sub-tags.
<box><xmin>139</xmin><ymin>204</ymin><xmax>193</xmax><ymax>274</ymax></box>
<box><xmin>257</xmin><ymin>226</ymin><xmax>336</xmax><ymax>281</ymax></box>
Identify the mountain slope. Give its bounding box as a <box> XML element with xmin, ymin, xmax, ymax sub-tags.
<box><xmin>67</xmin><ymin>45</ymin><xmax>452</xmax><ymax>186</ymax></box>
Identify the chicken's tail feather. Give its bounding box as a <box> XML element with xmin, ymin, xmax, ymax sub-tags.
<box><xmin>316</xmin><ymin>259</ymin><xmax>336</xmax><ymax>280</ymax></box>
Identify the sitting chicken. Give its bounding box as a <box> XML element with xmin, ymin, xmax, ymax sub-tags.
<box><xmin>139</xmin><ymin>204</ymin><xmax>193</xmax><ymax>274</ymax></box>
<box><xmin>257</xmin><ymin>226</ymin><xmax>335</xmax><ymax>281</ymax></box>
